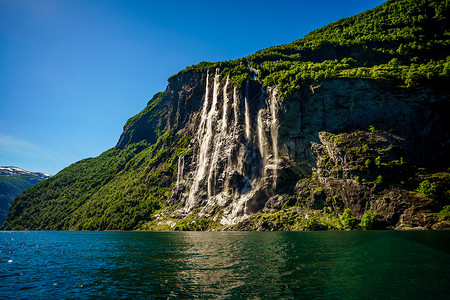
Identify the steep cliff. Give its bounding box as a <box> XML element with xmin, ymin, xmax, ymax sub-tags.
<box><xmin>3</xmin><ymin>0</ymin><xmax>450</xmax><ymax>230</ymax></box>
<box><xmin>141</xmin><ymin>71</ymin><xmax>450</xmax><ymax>230</ymax></box>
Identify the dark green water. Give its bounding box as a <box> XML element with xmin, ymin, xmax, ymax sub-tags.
<box><xmin>0</xmin><ymin>231</ymin><xmax>449</xmax><ymax>299</ymax></box>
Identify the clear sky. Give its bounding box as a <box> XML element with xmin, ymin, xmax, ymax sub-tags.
<box><xmin>0</xmin><ymin>0</ymin><xmax>385</xmax><ymax>175</ymax></box>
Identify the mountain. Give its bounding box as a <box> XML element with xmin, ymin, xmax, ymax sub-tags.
<box><xmin>0</xmin><ymin>167</ymin><xmax>51</xmax><ymax>226</ymax></box>
<box><xmin>2</xmin><ymin>0</ymin><xmax>449</xmax><ymax>231</ymax></box>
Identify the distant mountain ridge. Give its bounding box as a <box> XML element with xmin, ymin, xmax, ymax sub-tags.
<box><xmin>0</xmin><ymin>166</ymin><xmax>51</xmax><ymax>179</ymax></box>
<box><xmin>0</xmin><ymin>167</ymin><xmax>51</xmax><ymax>225</ymax></box>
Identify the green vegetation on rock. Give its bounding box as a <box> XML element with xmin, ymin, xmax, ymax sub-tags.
<box><xmin>360</xmin><ymin>210</ymin><xmax>379</xmax><ymax>229</ymax></box>
<box><xmin>438</xmin><ymin>205</ymin><xmax>450</xmax><ymax>221</ymax></box>
<box><xmin>340</xmin><ymin>208</ymin><xmax>359</xmax><ymax>229</ymax></box>
<box><xmin>416</xmin><ymin>179</ymin><xmax>439</xmax><ymax>198</ymax></box>
<box><xmin>174</xmin><ymin>0</ymin><xmax>449</xmax><ymax>95</ymax></box>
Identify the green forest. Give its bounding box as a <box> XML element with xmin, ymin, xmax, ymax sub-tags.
<box><xmin>3</xmin><ymin>130</ymin><xmax>193</xmax><ymax>230</ymax></box>
<box><xmin>0</xmin><ymin>171</ymin><xmax>49</xmax><ymax>226</ymax></box>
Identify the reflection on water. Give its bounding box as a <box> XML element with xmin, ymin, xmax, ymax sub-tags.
<box><xmin>0</xmin><ymin>231</ymin><xmax>449</xmax><ymax>299</ymax></box>
<box><xmin>174</xmin><ymin>232</ymin><xmax>300</xmax><ymax>298</ymax></box>
<box><xmin>176</xmin><ymin>232</ymin><xmax>246</xmax><ymax>296</ymax></box>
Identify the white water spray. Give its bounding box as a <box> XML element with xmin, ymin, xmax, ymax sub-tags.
<box><xmin>244</xmin><ymin>82</ymin><xmax>251</xmax><ymax>141</ymax></box>
<box><xmin>269</xmin><ymin>88</ymin><xmax>280</xmax><ymax>188</ymax></box>
<box><xmin>181</xmin><ymin>69</ymin><xmax>281</xmax><ymax>224</ymax></box>
<box><xmin>206</xmin><ymin>69</ymin><xmax>221</xmax><ymax>198</ymax></box>
<box><xmin>222</xmin><ymin>76</ymin><xmax>230</xmax><ymax>131</ymax></box>
<box><xmin>186</xmin><ymin>70</ymin><xmax>212</xmax><ymax>210</ymax></box>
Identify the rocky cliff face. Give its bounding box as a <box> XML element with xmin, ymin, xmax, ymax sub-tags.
<box><xmin>171</xmin><ymin>70</ymin><xmax>283</xmax><ymax>226</ymax></box>
<box><xmin>117</xmin><ymin>66</ymin><xmax>449</xmax><ymax>230</ymax></box>
<box><xmin>280</xmin><ymin>79</ymin><xmax>449</xmax><ymax>168</ymax></box>
<box><xmin>117</xmin><ymin>69</ymin><xmax>286</xmax><ymax>225</ymax></box>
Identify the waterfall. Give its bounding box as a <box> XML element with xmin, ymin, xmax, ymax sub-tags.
<box><xmin>269</xmin><ymin>88</ymin><xmax>280</xmax><ymax>189</ymax></box>
<box><xmin>222</xmin><ymin>76</ymin><xmax>230</xmax><ymax>131</ymax></box>
<box><xmin>257</xmin><ymin>110</ymin><xmax>267</xmax><ymax>179</ymax></box>
<box><xmin>197</xmin><ymin>71</ymin><xmax>210</xmax><ymax>139</ymax></box>
<box><xmin>231</xmin><ymin>85</ymin><xmax>245</xmax><ymax>175</ymax></box>
<box><xmin>249</xmin><ymin>66</ymin><xmax>259</xmax><ymax>80</ymax></box>
<box><xmin>233</xmin><ymin>87</ymin><xmax>239</xmax><ymax>128</ymax></box>
<box><xmin>244</xmin><ymin>82</ymin><xmax>251</xmax><ymax>141</ymax></box>
<box><xmin>180</xmin><ymin>68</ymin><xmax>281</xmax><ymax>224</ymax></box>
<box><xmin>186</xmin><ymin>70</ymin><xmax>213</xmax><ymax>210</ymax></box>
<box><xmin>206</xmin><ymin>69</ymin><xmax>221</xmax><ymax>198</ymax></box>
<box><xmin>208</xmin><ymin>76</ymin><xmax>234</xmax><ymax>198</ymax></box>
<box><xmin>176</xmin><ymin>155</ymin><xmax>185</xmax><ymax>188</ymax></box>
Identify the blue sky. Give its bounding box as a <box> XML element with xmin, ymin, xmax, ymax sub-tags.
<box><xmin>0</xmin><ymin>0</ymin><xmax>385</xmax><ymax>175</ymax></box>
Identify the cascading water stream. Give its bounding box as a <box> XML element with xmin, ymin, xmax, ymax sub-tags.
<box><xmin>222</xmin><ymin>76</ymin><xmax>230</xmax><ymax>131</ymax></box>
<box><xmin>176</xmin><ymin>155</ymin><xmax>184</xmax><ymax>188</ymax></box>
<box><xmin>205</xmin><ymin>75</ymin><xmax>231</xmax><ymax>199</ymax></box>
<box><xmin>181</xmin><ymin>67</ymin><xmax>281</xmax><ymax>223</ymax></box>
<box><xmin>185</xmin><ymin>70</ymin><xmax>212</xmax><ymax>210</ymax></box>
<box><xmin>206</xmin><ymin>69</ymin><xmax>221</xmax><ymax>198</ymax></box>
<box><xmin>257</xmin><ymin>110</ymin><xmax>267</xmax><ymax>179</ymax></box>
<box><xmin>233</xmin><ymin>87</ymin><xmax>239</xmax><ymax>128</ymax></box>
<box><xmin>197</xmin><ymin>71</ymin><xmax>210</xmax><ymax>141</ymax></box>
<box><xmin>269</xmin><ymin>88</ymin><xmax>280</xmax><ymax>189</ymax></box>
<box><xmin>244</xmin><ymin>81</ymin><xmax>251</xmax><ymax>141</ymax></box>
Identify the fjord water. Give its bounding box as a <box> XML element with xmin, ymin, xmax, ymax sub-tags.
<box><xmin>1</xmin><ymin>231</ymin><xmax>449</xmax><ymax>299</ymax></box>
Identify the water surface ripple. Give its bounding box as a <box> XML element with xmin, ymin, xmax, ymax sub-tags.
<box><xmin>0</xmin><ymin>231</ymin><xmax>449</xmax><ymax>299</ymax></box>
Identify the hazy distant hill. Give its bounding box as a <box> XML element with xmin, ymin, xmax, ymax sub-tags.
<box><xmin>0</xmin><ymin>167</ymin><xmax>51</xmax><ymax>225</ymax></box>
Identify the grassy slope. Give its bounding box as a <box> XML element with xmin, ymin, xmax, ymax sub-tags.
<box><xmin>0</xmin><ymin>174</ymin><xmax>48</xmax><ymax>225</ymax></box>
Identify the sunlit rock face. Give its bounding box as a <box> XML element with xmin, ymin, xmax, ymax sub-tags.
<box><xmin>117</xmin><ymin>67</ymin><xmax>449</xmax><ymax>227</ymax></box>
